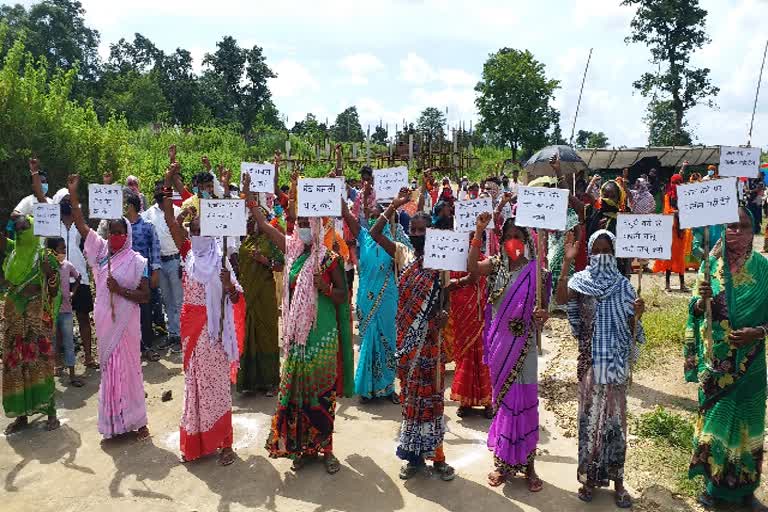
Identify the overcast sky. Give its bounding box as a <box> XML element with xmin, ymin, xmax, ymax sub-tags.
<box><xmin>7</xmin><ymin>0</ymin><xmax>768</xmax><ymax>149</ymax></box>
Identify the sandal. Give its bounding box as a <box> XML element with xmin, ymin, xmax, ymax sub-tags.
<box><xmin>526</xmin><ymin>474</ymin><xmax>543</xmax><ymax>493</ymax></box>
<box><xmin>487</xmin><ymin>470</ymin><xmax>507</xmax><ymax>487</ymax></box>
<box><xmin>389</xmin><ymin>392</ymin><xmax>400</xmax><ymax>405</ymax></box>
<box><xmin>483</xmin><ymin>406</ymin><xmax>495</xmax><ymax>420</ymax></box>
<box><xmin>615</xmin><ymin>489</ymin><xmax>633</xmax><ymax>509</ymax></box>
<box><xmin>69</xmin><ymin>377</ymin><xmax>84</xmax><ymax>387</ymax></box>
<box><xmin>578</xmin><ymin>485</ymin><xmax>594</xmax><ymax>503</ymax></box>
<box><xmin>323</xmin><ymin>454</ymin><xmax>341</xmax><ymax>474</ymax></box>
<box><xmin>136</xmin><ymin>426</ymin><xmax>151</xmax><ymax>441</ymax></box>
<box><xmin>142</xmin><ymin>350</ymin><xmax>161</xmax><ymax>362</ymax></box>
<box><xmin>399</xmin><ymin>461</ymin><xmax>424</xmax><ymax>480</ymax></box>
<box><xmin>4</xmin><ymin>417</ymin><xmax>29</xmax><ymax>435</ymax></box>
<box><xmin>433</xmin><ymin>461</ymin><xmax>456</xmax><ymax>482</ymax></box>
<box><xmin>218</xmin><ymin>448</ymin><xmax>236</xmax><ymax>467</ymax></box>
<box><xmin>698</xmin><ymin>492</ymin><xmax>715</xmax><ymax>510</ymax></box>
<box><xmin>456</xmin><ymin>406</ymin><xmax>470</xmax><ymax>418</ymax></box>
<box><xmin>46</xmin><ymin>417</ymin><xmax>61</xmax><ymax>431</ymax></box>
<box><xmin>291</xmin><ymin>456</ymin><xmax>306</xmax><ymax>472</ymax></box>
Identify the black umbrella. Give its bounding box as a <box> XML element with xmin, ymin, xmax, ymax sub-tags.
<box><xmin>524</xmin><ymin>145</ymin><xmax>588</xmax><ymax>177</ymax></box>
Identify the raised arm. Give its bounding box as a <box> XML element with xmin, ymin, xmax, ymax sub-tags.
<box><xmin>555</xmin><ymin>231</ymin><xmax>579</xmax><ymax>305</ymax></box>
<box><xmin>341</xmin><ymin>193</ymin><xmax>360</xmax><ymax>239</ymax></box>
<box><xmin>468</xmin><ymin>212</ymin><xmax>495</xmax><ymax>276</ymax></box>
<box><xmin>29</xmin><ymin>159</ymin><xmax>47</xmax><ymax>203</ymax></box>
<box><xmin>242</xmin><ymin>173</ymin><xmax>286</xmax><ymax>253</ymax></box>
<box><xmin>417</xmin><ymin>171</ymin><xmax>431</xmax><ymax>213</ymax></box>
<box><xmin>370</xmin><ymin>187</ymin><xmax>409</xmax><ymax>258</ymax></box>
<box><xmin>273</xmin><ymin>150</ymin><xmax>281</xmax><ymax>196</ymax></box>
<box><xmin>67</xmin><ymin>175</ymin><xmax>91</xmax><ymax>240</ymax></box>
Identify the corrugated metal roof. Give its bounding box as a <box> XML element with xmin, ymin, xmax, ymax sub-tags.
<box><xmin>576</xmin><ymin>146</ymin><xmax>722</xmax><ymax>170</ymax></box>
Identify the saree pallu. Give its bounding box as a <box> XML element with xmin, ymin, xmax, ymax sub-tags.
<box><xmin>354</xmin><ymin>229</ymin><xmax>398</xmax><ymax>399</ymax></box>
<box><xmin>237</xmin><ymin>235</ymin><xmax>281</xmax><ymax>392</ymax></box>
<box><xmin>265</xmin><ymin>253</ymin><xmax>342</xmax><ymax>459</ymax></box>
<box><xmin>2</xmin><ymin>297</ymin><xmax>56</xmax><ymax>418</ymax></box>
<box><xmin>449</xmin><ymin>268</ymin><xmax>490</xmax><ymax>407</ymax></box>
<box><xmin>485</xmin><ymin>261</ymin><xmax>540</xmax><ymax>472</ymax></box>
<box><xmin>180</xmin><ymin>279</ymin><xmax>233</xmax><ymax>461</ymax></box>
<box><xmin>685</xmin><ymin>252</ymin><xmax>768</xmax><ymax>503</ymax></box>
<box><xmin>395</xmin><ymin>258</ymin><xmax>445</xmax><ymax>464</ymax></box>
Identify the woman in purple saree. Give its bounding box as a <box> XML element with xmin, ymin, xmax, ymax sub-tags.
<box><xmin>468</xmin><ymin>212</ymin><xmax>550</xmax><ymax>492</ymax></box>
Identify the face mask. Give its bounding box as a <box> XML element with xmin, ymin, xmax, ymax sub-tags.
<box><xmin>708</xmin><ymin>170</ymin><xmax>715</xmax><ymax>177</ymax></box>
<box><xmin>192</xmin><ymin>186</ymin><xmax>199</xmax><ymax>196</ymax></box>
<box><xmin>201</xmin><ymin>191</ymin><xmax>211</xmax><ymax>199</ymax></box>
<box><xmin>55</xmin><ymin>253</ymin><xmax>66</xmax><ymax>264</ymax></box>
<box><xmin>60</xmin><ymin>202</ymin><xmax>72</xmax><ymax>216</ymax></box>
<box><xmin>409</xmin><ymin>234</ymin><xmax>425</xmax><ymax>252</ymax></box>
<box><xmin>504</xmin><ymin>238</ymin><xmax>525</xmax><ymax>261</ymax></box>
<box><xmin>368</xmin><ymin>218</ymin><xmax>377</xmax><ymax>228</ymax></box>
<box><xmin>41</xmin><ymin>183</ymin><xmax>49</xmax><ymax>195</ymax></box>
<box><xmin>589</xmin><ymin>253</ymin><xmax>617</xmax><ymax>270</ymax></box>
<box><xmin>109</xmin><ymin>233</ymin><xmax>128</xmax><ymax>253</ymax></box>
<box><xmin>469</xmin><ymin>192</ymin><xmax>478</xmax><ymax>199</ymax></box>
<box><xmin>274</xmin><ymin>205</ymin><xmax>284</xmax><ymax>217</ymax></box>
<box><xmin>154</xmin><ymin>192</ymin><xmax>165</xmax><ymax>205</ymax></box>
<box><xmin>434</xmin><ymin>217</ymin><xmax>452</xmax><ymax>230</ymax></box>
<box><xmin>298</xmin><ymin>227</ymin><xmax>313</xmax><ymax>245</ymax></box>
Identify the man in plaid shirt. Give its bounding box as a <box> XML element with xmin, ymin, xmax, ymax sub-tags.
<box><xmin>124</xmin><ymin>192</ymin><xmax>162</xmax><ymax>361</ymax></box>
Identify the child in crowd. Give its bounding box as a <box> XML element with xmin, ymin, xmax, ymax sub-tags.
<box><xmin>48</xmin><ymin>237</ymin><xmax>83</xmax><ymax>387</ymax></box>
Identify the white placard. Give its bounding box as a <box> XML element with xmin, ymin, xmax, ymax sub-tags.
<box><xmin>33</xmin><ymin>204</ymin><xmax>61</xmax><ymax>237</ymax></box>
<box><xmin>199</xmin><ymin>199</ymin><xmax>247</xmax><ymax>237</ymax></box>
<box><xmin>677</xmin><ymin>178</ymin><xmax>739</xmax><ymax>229</ymax></box>
<box><xmin>719</xmin><ymin>146</ymin><xmax>761</xmax><ymax>178</ymax></box>
<box><xmin>297</xmin><ymin>178</ymin><xmax>343</xmax><ymax>217</ymax></box>
<box><xmin>240</xmin><ymin>162</ymin><xmax>275</xmax><ymax>193</ymax></box>
<box><xmin>373</xmin><ymin>166</ymin><xmax>409</xmax><ymax>200</ymax></box>
<box><xmin>423</xmin><ymin>229</ymin><xmax>470</xmax><ymax>272</ymax></box>
<box><xmin>454</xmin><ymin>198</ymin><xmax>495</xmax><ymax>232</ymax></box>
<box><xmin>88</xmin><ymin>184</ymin><xmax>123</xmax><ymax>219</ymax></box>
<box><xmin>515</xmin><ymin>186</ymin><xmax>570</xmax><ymax>231</ymax></box>
<box><xmin>615</xmin><ymin>214</ymin><xmax>673</xmax><ymax>260</ymax></box>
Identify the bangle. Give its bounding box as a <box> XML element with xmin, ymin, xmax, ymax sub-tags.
<box><xmin>470</xmin><ymin>238</ymin><xmax>483</xmax><ymax>248</ymax></box>
<box><xmin>30</xmin><ymin>171</ymin><xmax>39</xmax><ymax>176</ymax></box>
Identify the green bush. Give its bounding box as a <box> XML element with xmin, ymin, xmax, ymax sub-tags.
<box><xmin>635</xmin><ymin>406</ymin><xmax>694</xmax><ymax>450</ymax></box>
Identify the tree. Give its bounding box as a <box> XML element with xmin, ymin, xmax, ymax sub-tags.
<box><xmin>371</xmin><ymin>125</ymin><xmax>389</xmax><ymax>145</ymax></box>
<box><xmin>548</xmin><ymin>108</ymin><xmax>567</xmax><ymax>145</ymax></box>
<box><xmin>645</xmin><ymin>98</ymin><xmax>693</xmax><ymax>146</ymax></box>
<box><xmin>475</xmin><ymin>48</ymin><xmax>560</xmax><ymax>160</ymax></box>
<box><xmin>575</xmin><ymin>130</ymin><xmax>610</xmax><ymax>148</ymax></box>
<box><xmin>623</xmin><ymin>0</ymin><xmax>718</xmax><ymax>144</ymax></box>
<box><xmin>331</xmin><ymin>106</ymin><xmax>365</xmax><ymax>142</ymax></box>
<box><xmin>417</xmin><ymin>107</ymin><xmax>446</xmax><ymax>142</ymax></box>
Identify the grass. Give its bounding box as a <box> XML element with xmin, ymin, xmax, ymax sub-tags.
<box><xmin>629</xmin><ymin>406</ymin><xmax>704</xmax><ymax>498</ymax></box>
<box><xmin>636</xmin><ymin>286</ymin><xmax>689</xmax><ymax>369</ymax></box>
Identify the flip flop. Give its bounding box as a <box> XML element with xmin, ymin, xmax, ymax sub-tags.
<box><xmin>578</xmin><ymin>486</ymin><xmax>594</xmax><ymax>503</ymax></box>
<box><xmin>526</xmin><ymin>475</ymin><xmax>543</xmax><ymax>493</ymax></box>
<box><xmin>136</xmin><ymin>427</ymin><xmax>151</xmax><ymax>441</ymax></box>
<box><xmin>218</xmin><ymin>449</ymin><xmax>236</xmax><ymax>467</ymax></box>
<box><xmin>615</xmin><ymin>489</ymin><xmax>632</xmax><ymax>509</ymax></box>
<box><xmin>487</xmin><ymin>471</ymin><xmax>507</xmax><ymax>487</ymax></box>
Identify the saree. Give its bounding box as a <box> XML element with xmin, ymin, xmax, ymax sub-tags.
<box><xmin>653</xmin><ymin>194</ymin><xmax>691</xmax><ymax>275</ymax></box>
<box><xmin>237</xmin><ymin>232</ymin><xmax>282</xmax><ymax>392</ymax></box>
<box><xmin>85</xmin><ymin>228</ymin><xmax>148</xmax><ymax>439</ymax></box>
<box><xmin>180</xmin><ymin>238</ymin><xmax>242</xmax><ymax>461</ymax></box>
<box><xmin>395</xmin><ymin>257</ymin><xmax>446</xmax><ymax>464</ymax></box>
<box><xmin>685</xmin><ymin>251</ymin><xmax>768</xmax><ymax>502</ymax></box>
<box><xmin>265</xmin><ymin>252</ymin><xmax>347</xmax><ymax>459</ymax></box>
<box><xmin>2</xmin><ymin>224</ymin><xmax>60</xmax><ymax>418</ymax></box>
<box><xmin>485</xmin><ymin>260</ymin><xmax>540</xmax><ymax>472</ymax></box>
<box><xmin>449</xmin><ymin>260</ymin><xmax>491</xmax><ymax>408</ymax></box>
<box><xmin>354</xmin><ymin>228</ymin><xmax>398</xmax><ymax>399</ymax></box>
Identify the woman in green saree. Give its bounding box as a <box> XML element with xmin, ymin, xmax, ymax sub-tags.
<box><xmin>237</xmin><ymin>212</ymin><xmax>283</xmax><ymax>396</ymax></box>
<box><xmin>2</xmin><ymin>215</ymin><xmax>62</xmax><ymax>434</ymax></box>
<box><xmin>686</xmin><ymin>206</ymin><xmax>768</xmax><ymax>510</ymax></box>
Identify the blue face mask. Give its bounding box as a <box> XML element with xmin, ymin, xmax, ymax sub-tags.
<box><xmin>192</xmin><ymin>186</ymin><xmax>199</xmax><ymax>196</ymax></box>
<box><xmin>201</xmin><ymin>191</ymin><xmax>211</xmax><ymax>199</ymax></box>
<box><xmin>708</xmin><ymin>170</ymin><xmax>715</xmax><ymax>177</ymax></box>
<box><xmin>41</xmin><ymin>183</ymin><xmax>49</xmax><ymax>195</ymax></box>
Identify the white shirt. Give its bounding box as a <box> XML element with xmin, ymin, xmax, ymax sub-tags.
<box><xmin>14</xmin><ymin>194</ymin><xmax>51</xmax><ymax>216</ymax></box>
<box><xmin>142</xmin><ymin>204</ymin><xmax>181</xmax><ymax>257</ymax></box>
<box><xmin>59</xmin><ymin>222</ymin><xmax>89</xmax><ymax>285</ymax></box>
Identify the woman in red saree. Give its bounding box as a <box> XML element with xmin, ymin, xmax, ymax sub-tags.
<box><xmin>447</xmin><ymin>232</ymin><xmax>492</xmax><ymax>418</ymax></box>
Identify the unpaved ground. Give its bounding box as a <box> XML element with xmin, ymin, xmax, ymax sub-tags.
<box><xmin>0</xmin><ymin>265</ymin><xmax>764</xmax><ymax>511</ymax></box>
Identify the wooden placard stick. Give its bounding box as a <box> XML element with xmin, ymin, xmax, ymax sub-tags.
<box><xmin>107</xmin><ymin>250</ymin><xmax>115</xmax><ymax>321</ymax></box>
<box><xmin>535</xmin><ymin>230</ymin><xmax>544</xmax><ymax>355</ymax></box>
<box><xmin>703</xmin><ymin>226</ymin><xmax>713</xmax><ymax>357</ymax></box>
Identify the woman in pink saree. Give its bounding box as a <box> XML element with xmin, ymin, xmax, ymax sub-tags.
<box><xmin>68</xmin><ymin>175</ymin><xmax>150</xmax><ymax>441</ymax></box>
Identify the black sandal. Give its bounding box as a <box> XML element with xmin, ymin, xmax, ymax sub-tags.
<box><xmin>4</xmin><ymin>417</ymin><xmax>29</xmax><ymax>435</ymax></box>
<box><xmin>578</xmin><ymin>485</ymin><xmax>594</xmax><ymax>503</ymax></box>
<box><xmin>291</xmin><ymin>456</ymin><xmax>306</xmax><ymax>472</ymax></box>
<box><xmin>433</xmin><ymin>461</ymin><xmax>456</xmax><ymax>482</ymax></box>
<box><xmin>323</xmin><ymin>454</ymin><xmax>341</xmax><ymax>474</ymax></box>
<box><xmin>389</xmin><ymin>392</ymin><xmax>400</xmax><ymax>404</ymax></box>
<box><xmin>615</xmin><ymin>489</ymin><xmax>632</xmax><ymax>509</ymax></box>
<box><xmin>399</xmin><ymin>461</ymin><xmax>424</xmax><ymax>480</ymax></box>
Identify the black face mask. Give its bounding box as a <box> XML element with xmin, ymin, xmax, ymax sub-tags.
<box><xmin>154</xmin><ymin>193</ymin><xmax>165</xmax><ymax>205</ymax></box>
<box><xmin>434</xmin><ymin>217</ymin><xmax>453</xmax><ymax>230</ymax></box>
<box><xmin>409</xmin><ymin>235</ymin><xmax>425</xmax><ymax>252</ymax></box>
<box><xmin>60</xmin><ymin>201</ymin><xmax>72</xmax><ymax>216</ymax></box>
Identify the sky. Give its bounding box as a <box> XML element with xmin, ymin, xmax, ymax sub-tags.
<box><xmin>6</xmin><ymin>0</ymin><xmax>768</xmax><ymax>149</ymax></box>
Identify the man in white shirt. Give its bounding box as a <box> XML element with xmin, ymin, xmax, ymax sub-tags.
<box><xmin>11</xmin><ymin>170</ymin><xmax>51</xmax><ymax>220</ymax></box>
<box><xmin>142</xmin><ymin>180</ymin><xmax>184</xmax><ymax>351</ymax></box>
